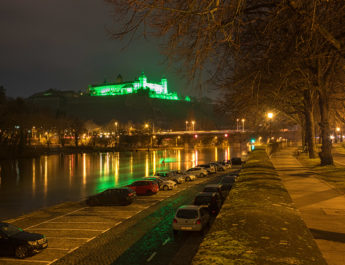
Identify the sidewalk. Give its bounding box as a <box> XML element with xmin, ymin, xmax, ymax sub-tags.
<box><xmin>271</xmin><ymin>148</ymin><xmax>345</xmax><ymax>265</ymax></box>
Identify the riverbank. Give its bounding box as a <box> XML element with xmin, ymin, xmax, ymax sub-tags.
<box><xmin>192</xmin><ymin>146</ymin><xmax>326</xmax><ymax>264</ymax></box>
<box><xmin>0</xmin><ymin>144</ymin><xmax>185</xmax><ymax>160</ymax></box>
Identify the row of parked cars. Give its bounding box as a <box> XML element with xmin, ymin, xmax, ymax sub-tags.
<box><xmin>172</xmin><ymin>170</ymin><xmax>240</xmax><ymax>235</ymax></box>
<box><xmin>86</xmin><ymin>158</ymin><xmax>242</xmax><ymax>206</ymax></box>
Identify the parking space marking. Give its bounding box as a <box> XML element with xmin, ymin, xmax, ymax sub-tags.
<box><xmin>46</xmin><ymin>237</ymin><xmax>91</xmax><ymax>240</ymax></box>
<box><xmin>68</xmin><ymin>247</ymin><xmax>79</xmax><ymax>253</ymax></box>
<box><xmin>25</xmin><ymin>207</ymin><xmax>87</xmax><ymax>230</ymax></box>
<box><xmin>162</xmin><ymin>237</ymin><xmax>170</xmax><ymax>246</ymax></box>
<box><xmin>47</xmin><ymin>221</ymin><xmax>116</xmax><ymax>224</ymax></box>
<box><xmin>146</xmin><ymin>252</ymin><xmax>157</xmax><ymax>262</ymax></box>
<box><xmin>48</xmin><ymin>247</ymin><xmax>70</xmax><ymax>251</ymax></box>
<box><xmin>48</xmin><ymin>259</ymin><xmax>58</xmax><ymax>265</ymax></box>
<box><xmin>0</xmin><ymin>258</ymin><xmax>50</xmax><ymax>263</ymax></box>
<box><xmin>6</xmin><ymin>215</ymin><xmax>26</xmax><ymax>223</ymax></box>
<box><xmin>81</xmin><ymin>210</ymin><xmax>140</xmax><ymax>213</ymax></box>
<box><xmin>86</xmin><ymin>236</ymin><xmax>96</xmax><ymax>242</ymax></box>
<box><xmin>27</xmin><ymin>228</ymin><xmax>105</xmax><ymax>232</ymax></box>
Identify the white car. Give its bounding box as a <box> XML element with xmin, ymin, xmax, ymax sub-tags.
<box><xmin>172</xmin><ymin>205</ymin><xmax>210</xmax><ymax>234</ymax></box>
<box><xmin>170</xmin><ymin>170</ymin><xmax>196</xmax><ymax>181</ymax></box>
<box><xmin>145</xmin><ymin>177</ymin><xmax>176</xmax><ymax>191</ymax></box>
<box><xmin>197</xmin><ymin>164</ymin><xmax>216</xmax><ymax>174</ymax></box>
<box><xmin>186</xmin><ymin>167</ymin><xmax>208</xmax><ymax>177</ymax></box>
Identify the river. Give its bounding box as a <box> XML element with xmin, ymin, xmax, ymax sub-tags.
<box><xmin>0</xmin><ymin>146</ymin><xmax>246</xmax><ymax>220</ymax></box>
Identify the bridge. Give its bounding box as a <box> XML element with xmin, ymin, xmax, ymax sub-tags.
<box><xmin>154</xmin><ymin>130</ymin><xmax>250</xmax><ymax>136</ymax></box>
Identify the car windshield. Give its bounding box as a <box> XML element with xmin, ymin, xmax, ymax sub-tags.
<box><xmin>0</xmin><ymin>223</ymin><xmax>23</xmax><ymax>237</ymax></box>
<box><xmin>222</xmin><ymin>178</ymin><xmax>235</xmax><ymax>184</ymax></box>
<box><xmin>176</xmin><ymin>209</ymin><xmax>198</xmax><ymax>219</ymax></box>
<box><xmin>194</xmin><ymin>196</ymin><xmax>211</xmax><ymax>205</ymax></box>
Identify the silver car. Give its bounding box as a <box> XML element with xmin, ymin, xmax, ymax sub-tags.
<box><xmin>155</xmin><ymin>172</ymin><xmax>185</xmax><ymax>184</ymax></box>
<box><xmin>185</xmin><ymin>167</ymin><xmax>208</xmax><ymax>177</ymax></box>
<box><xmin>172</xmin><ymin>205</ymin><xmax>210</xmax><ymax>234</ymax></box>
<box><xmin>170</xmin><ymin>170</ymin><xmax>196</xmax><ymax>181</ymax></box>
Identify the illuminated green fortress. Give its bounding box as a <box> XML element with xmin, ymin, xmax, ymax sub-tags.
<box><xmin>88</xmin><ymin>72</ymin><xmax>191</xmax><ymax>101</ymax></box>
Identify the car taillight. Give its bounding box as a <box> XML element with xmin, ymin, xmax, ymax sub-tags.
<box><xmin>195</xmin><ymin>219</ymin><xmax>201</xmax><ymax>224</ymax></box>
<box><xmin>173</xmin><ymin>218</ymin><xmax>178</xmax><ymax>223</ymax></box>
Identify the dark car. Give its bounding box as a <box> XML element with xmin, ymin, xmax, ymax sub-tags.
<box><xmin>220</xmin><ymin>176</ymin><xmax>236</xmax><ymax>190</ymax></box>
<box><xmin>230</xmin><ymin>157</ymin><xmax>243</xmax><ymax>165</ymax></box>
<box><xmin>127</xmin><ymin>180</ymin><xmax>159</xmax><ymax>195</ymax></box>
<box><xmin>86</xmin><ymin>188</ymin><xmax>136</xmax><ymax>206</ymax></box>
<box><xmin>0</xmin><ymin>222</ymin><xmax>48</xmax><ymax>259</ymax></box>
<box><xmin>193</xmin><ymin>192</ymin><xmax>222</xmax><ymax>216</ymax></box>
<box><xmin>203</xmin><ymin>184</ymin><xmax>227</xmax><ymax>202</ymax></box>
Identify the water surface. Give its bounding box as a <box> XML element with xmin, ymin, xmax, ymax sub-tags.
<box><xmin>0</xmin><ymin>146</ymin><xmax>245</xmax><ymax>220</ymax></box>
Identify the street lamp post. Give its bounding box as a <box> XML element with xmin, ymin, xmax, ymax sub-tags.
<box><xmin>114</xmin><ymin>121</ymin><xmax>118</xmax><ymax>148</ymax></box>
<box><xmin>267</xmin><ymin>112</ymin><xmax>274</xmax><ymax>142</ymax></box>
<box><xmin>241</xmin><ymin>119</ymin><xmax>245</xmax><ymax>132</ymax></box>
<box><xmin>185</xmin><ymin>121</ymin><xmax>189</xmax><ymax>131</ymax></box>
<box><xmin>192</xmin><ymin>121</ymin><xmax>195</xmax><ymax>131</ymax></box>
<box><xmin>236</xmin><ymin>119</ymin><xmax>239</xmax><ymax>131</ymax></box>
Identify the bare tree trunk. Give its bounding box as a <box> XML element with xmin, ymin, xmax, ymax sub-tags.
<box><xmin>318</xmin><ymin>89</ymin><xmax>333</xmax><ymax>165</ymax></box>
<box><xmin>304</xmin><ymin>89</ymin><xmax>317</xmax><ymax>158</ymax></box>
<box><xmin>299</xmin><ymin>113</ymin><xmax>306</xmax><ymax>148</ymax></box>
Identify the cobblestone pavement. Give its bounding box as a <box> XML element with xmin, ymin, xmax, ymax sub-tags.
<box><xmin>0</xmin><ymin>169</ymin><xmax>234</xmax><ymax>265</ymax></box>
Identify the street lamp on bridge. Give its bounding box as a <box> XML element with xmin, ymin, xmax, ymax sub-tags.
<box><xmin>241</xmin><ymin>119</ymin><xmax>245</xmax><ymax>132</ymax></box>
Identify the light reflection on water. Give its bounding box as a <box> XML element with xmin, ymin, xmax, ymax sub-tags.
<box><xmin>0</xmin><ymin>146</ymin><xmax>244</xmax><ymax>220</ymax></box>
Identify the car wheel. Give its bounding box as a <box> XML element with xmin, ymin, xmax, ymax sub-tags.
<box><xmin>163</xmin><ymin>185</ymin><xmax>169</xmax><ymax>191</ymax></box>
<box><xmin>146</xmin><ymin>190</ymin><xmax>153</xmax><ymax>195</ymax></box>
<box><xmin>200</xmin><ymin>173</ymin><xmax>205</xmax><ymax>178</ymax></box>
<box><xmin>15</xmin><ymin>245</ymin><xmax>28</xmax><ymax>259</ymax></box>
<box><xmin>186</xmin><ymin>177</ymin><xmax>191</xmax><ymax>181</ymax></box>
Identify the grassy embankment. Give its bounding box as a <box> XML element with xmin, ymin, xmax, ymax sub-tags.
<box><xmin>296</xmin><ymin>144</ymin><xmax>345</xmax><ymax>194</ymax></box>
<box><xmin>192</xmin><ymin>147</ymin><xmax>326</xmax><ymax>265</ymax></box>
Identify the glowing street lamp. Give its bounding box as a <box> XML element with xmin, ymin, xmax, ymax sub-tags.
<box><xmin>144</xmin><ymin>123</ymin><xmax>149</xmax><ymax>129</ymax></box>
<box><xmin>236</xmin><ymin>119</ymin><xmax>239</xmax><ymax>131</ymax></box>
<box><xmin>241</xmin><ymin>119</ymin><xmax>245</xmax><ymax>132</ymax></box>
<box><xmin>185</xmin><ymin>121</ymin><xmax>189</xmax><ymax>131</ymax></box>
<box><xmin>336</xmin><ymin>127</ymin><xmax>341</xmax><ymax>142</ymax></box>
<box><xmin>176</xmin><ymin>135</ymin><xmax>180</xmax><ymax>146</ymax></box>
<box><xmin>192</xmin><ymin>121</ymin><xmax>195</xmax><ymax>131</ymax></box>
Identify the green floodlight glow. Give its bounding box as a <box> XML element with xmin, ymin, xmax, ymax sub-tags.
<box><xmin>89</xmin><ymin>73</ymin><xmax>190</xmax><ymax>101</ymax></box>
<box><xmin>251</xmin><ymin>138</ymin><xmax>256</xmax><ymax>143</ymax></box>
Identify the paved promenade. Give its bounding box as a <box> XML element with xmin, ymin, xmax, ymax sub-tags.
<box><xmin>271</xmin><ymin>148</ymin><xmax>345</xmax><ymax>265</ymax></box>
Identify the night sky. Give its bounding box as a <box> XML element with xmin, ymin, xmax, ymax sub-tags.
<box><xmin>0</xmin><ymin>0</ymin><xmax>207</xmax><ymax>99</ymax></box>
